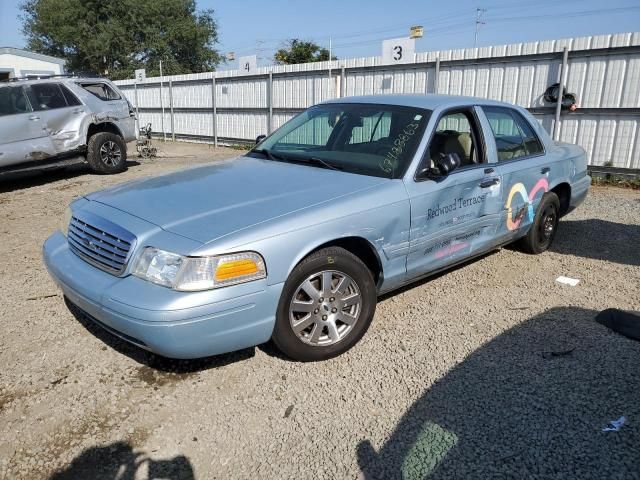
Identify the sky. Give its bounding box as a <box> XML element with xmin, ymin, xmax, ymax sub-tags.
<box><xmin>2</xmin><ymin>0</ymin><xmax>639</xmax><ymax>67</ymax></box>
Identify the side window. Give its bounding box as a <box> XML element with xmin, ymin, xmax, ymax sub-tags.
<box><xmin>483</xmin><ymin>107</ymin><xmax>529</xmax><ymax>162</ymax></box>
<box><xmin>512</xmin><ymin>111</ymin><xmax>544</xmax><ymax>156</ymax></box>
<box><xmin>80</xmin><ymin>82</ymin><xmax>121</xmax><ymax>101</ymax></box>
<box><xmin>0</xmin><ymin>86</ymin><xmax>32</xmax><ymax>116</ymax></box>
<box><xmin>29</xmin><ymin>83</ymin><xmax>68</xmax><ymax>110</ymax></box>
<box><xmin>59</xmin><ymin>84</ymin><xmax>82</xmax><ymax>106</ymax></box>
<box><xmin>429</xmin><ymin>110</ymin><xmax>481</xmax><ymax>167</ymax></box>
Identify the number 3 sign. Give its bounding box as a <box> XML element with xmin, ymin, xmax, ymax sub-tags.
<box><xmin>382</xmin><ymin>38</ymin><xmax>416</xmax><ymax>65</ymax></box>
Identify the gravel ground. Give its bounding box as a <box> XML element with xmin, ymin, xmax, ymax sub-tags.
<box><xmin>1</xmin><ymin>142</ymin><xmax>639</xmax><ymax>480</ymax></box>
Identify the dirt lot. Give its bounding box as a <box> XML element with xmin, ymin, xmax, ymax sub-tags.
<box><xmin>1</xmin><ymin>142</ymin><xmax>639</xmax><ymax>479</ymax></box>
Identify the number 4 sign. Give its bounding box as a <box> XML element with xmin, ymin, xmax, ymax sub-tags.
<box><xmin>238</xmin><ymin>55</ymin><xmax>257</xmax><ymax>74</ymax></box>
<box><xmin>382</xmin><ymin>38</ymin><xmax>416</xmax><ymax>65</ymax></box>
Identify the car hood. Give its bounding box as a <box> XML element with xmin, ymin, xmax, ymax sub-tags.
<box><xmin>87</xmin><ymin>156</ymin><xmax>387</xmax><ymax>244</ymax></box>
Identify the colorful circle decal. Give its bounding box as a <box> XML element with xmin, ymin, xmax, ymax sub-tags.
<box><xmin>505</xmin><ymin>178</ymin><xmax>549</xmax><ymax>231</ymax></box>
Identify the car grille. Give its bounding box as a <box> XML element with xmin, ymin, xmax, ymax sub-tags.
<box><xmin>67</xmin><ymin>214</ymin><xmax>136</xmax><ymax>275</ymax></box>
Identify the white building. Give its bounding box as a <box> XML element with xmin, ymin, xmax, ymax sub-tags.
<box><xmin>0</xmin><ymin>47</ymin><xmax>65</xmax><ymax>80</ymax></box>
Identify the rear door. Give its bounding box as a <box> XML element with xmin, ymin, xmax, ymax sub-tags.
<box><xmin>403</xmin><ymin>106</ymin><xmax>503</xmax><ymax>279</ymax></box>
<box><xmin>0</xmin><ymin>85</ymin><xmax>52</xmax><ymax>168</ymax></box>
<box><xmin>479</xmin><ymin>106</ymin><xmax>551</xmax><ymax>243</ymax></box>
<box><xmin>26</xmin><ymin>82</ymin><xmax>85</xmax><ymax>156</ymax></box>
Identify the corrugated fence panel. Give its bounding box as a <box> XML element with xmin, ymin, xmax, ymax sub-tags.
<box><xmin>116</xmin><ymin>32</ymin><xmax>640</xmax><ymax>168</ymax></box>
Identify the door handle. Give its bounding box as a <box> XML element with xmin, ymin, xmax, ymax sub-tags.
<box><xmin>541</xmin><ymin>167</ymin><xmax>550</xmax><ymax>174</ymax></box>
<box><xmin>484</xmin><ymin>167</ymin><xmax>495</xmax><ymax>174</ymax></box>
<box><xmin>28</xmin><ymin>115</ymin><xmax>40</xmax><ymax>121</ymax></box>
<box><xmin>480</xmin><ymin>177</ymin><xmax>500</xmax><ymax>188</ymax></box>
<box><xmin>72</xmin><ymin>107</ymin><xmax>84</xmax><ymax>114</ymax></box>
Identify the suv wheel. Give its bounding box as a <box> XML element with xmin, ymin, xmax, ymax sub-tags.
<box><xmin>272</xmin><ymin>247</ymin><xmax>377</xmax><ymax>361</ymax></box>
<box><xmin>87</xmin><ymin>132</ymin><xmax>127</xmax><ymax>174</ymax></box>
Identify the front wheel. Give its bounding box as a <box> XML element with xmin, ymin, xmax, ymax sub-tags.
<box><xmin>272</xmin><ymin>247</ymin><xmax>377</xmax><ymax>361</ymax></box>
<box><xmin>517</xmin><ymin>192</ymin><xmax>560</xmax><ymax>254</ymax></box>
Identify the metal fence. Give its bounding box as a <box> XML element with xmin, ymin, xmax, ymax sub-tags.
<box><xmin>115</xmin><ymin>32</ymin><xmax>640</xmax><ymax>168</ymax></box>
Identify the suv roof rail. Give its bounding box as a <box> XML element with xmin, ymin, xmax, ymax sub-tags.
<box><xmin>0</xmin><ymin>72</ymin><xmax>103</xmax><ymax>83</ymax></box>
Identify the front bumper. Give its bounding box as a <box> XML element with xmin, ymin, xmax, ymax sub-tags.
<box><xmin>43</xmin><ymin>231</ymin><xmax>282</xmax><ymax>359</ymax></box>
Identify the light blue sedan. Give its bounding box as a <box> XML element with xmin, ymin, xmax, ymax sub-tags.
<box><xmin>43</xmin><ymin>94</ymin><xmax>591</xmax><ymax>361</ymax></box>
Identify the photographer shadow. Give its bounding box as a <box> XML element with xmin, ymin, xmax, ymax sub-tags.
<box><xmin>49</xmin><ymin>441</ymin><xmax>193</xmax><ymax>480</ymax></box>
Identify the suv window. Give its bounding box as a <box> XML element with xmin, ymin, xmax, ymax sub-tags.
<box><xmin>29</xmin><ymin>83</ymin><xmax>68</xmax><ymax>110</ymax></box>
<box><xmin>59</xmin><ymin>84</ymin><xmax>82</xmax><ymax>106</ymax></box>
<box><xmin>483</xmin><ymin>107</ymin><xmax>542</xmax><ymax>161</ymax></box>
<box><xmin>80</xmin><ymin>82</ymin><xmax>120</xmax><ymax>101</ymax></box>
<box><xmin>428</xmin><ymin>110</ymin><xmax>482</xmax><ymax>168</ymax></box>
<box><xmin>0</xmin><ymin>86</ymin><xmax>32</xmax><ymax>116</ymax></box>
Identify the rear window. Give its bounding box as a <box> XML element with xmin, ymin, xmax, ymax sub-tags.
<box><xmin>80</xmin><ymin>82</ymin><xmax>121</xmax><ymax>101</ymax></box>
<box><xmin>60</xmin><ymin>84</ymin><xmax>82</xmax><ymax>106</ymax></box>
<box><xmin>0</xmin><ymin>86</ymin><xmax>31</xmax><ymax>116</ymax></box>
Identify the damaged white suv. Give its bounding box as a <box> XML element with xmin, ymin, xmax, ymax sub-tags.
<box><xmin>0</xmin><ymin>75</ymin><xmax>136</xmax><ymax>176</ymax></box>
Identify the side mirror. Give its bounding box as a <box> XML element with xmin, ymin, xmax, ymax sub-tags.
<box><xmin>255</xmin><ymin>134</ymin><xmax>266</xmax><ymax>145</ymax></box>
<box><xmin>436</xmin><ymin>152</ymin><xmax>461</xmax><ymax>176</ymax></box>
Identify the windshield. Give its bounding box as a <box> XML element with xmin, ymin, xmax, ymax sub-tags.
<box><xmin>248</xmin><ymin>103</ymin><xmax>431</xmax><ymax>179</ymax></box>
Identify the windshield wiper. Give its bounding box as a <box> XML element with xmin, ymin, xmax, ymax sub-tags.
<box><xmin>293</xmin><ymin>156</ymin><xmax>343</xmax><ymax>171</ymax></box>
<box><xmin>253</xmin><ymin>149</ymin><xmax>343</xmax><ymax>171</ymax></box>
<box><xmin>252</xmin><ymin>147</ymin><xmax>283</xmax><ymax>161</ymax></box>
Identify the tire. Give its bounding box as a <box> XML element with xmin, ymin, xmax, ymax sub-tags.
<box><xmin>87</xmin><ymin>132</ymin><xmax>127</xmax><ymax>174</ymax></box>
<box><xmin>517</xmin><ymin>192</ymin><xmax>560</xmax><ymax>254</ymax></box>
<box><xmin>272</xmin><ymin>247</ymin><xmax>377</xmax><ymax>361</ymax></box>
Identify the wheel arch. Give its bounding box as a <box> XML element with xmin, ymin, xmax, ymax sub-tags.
<box><xmin>550</xmin><ymin>181</ymin><xmax>571</xmax><ymax>216</ymax></box>
<box><xmin>86</xmin><ymin>122</ymin><xmax>124</xmax><ymax>143</ymax></box>
<box><xmin>292</xmin><ymin>236</ymin><xmax>384</xmax><ymax>289</ymax></box>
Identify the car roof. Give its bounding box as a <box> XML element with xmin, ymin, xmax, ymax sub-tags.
<box><xmin>0</xmin><ymin>76</ymin><xmax>107</xmax><ymax>87</ymax></box>
<box><xmin>320</xmin><ymin>94</ymin><xmax>518</xmax><ymax>111</ymax></box>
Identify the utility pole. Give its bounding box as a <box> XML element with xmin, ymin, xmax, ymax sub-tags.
<box><xmin>159</xmin><ymin>60</ymin><xmax>166</xmax><ymax>142</ymax></box>
<box><xmin>474</xmin><ymin>8</ymin><xmax>487</xmax><ymax>48</ymax></box>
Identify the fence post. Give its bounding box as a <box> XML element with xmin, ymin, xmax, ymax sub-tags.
<box><xmin>553</xmin><ymin>47</ymin><xmax>569</xmax><ymax>141</ymax></box>
<box><xmin>169</xmin><ymin>79</ymin><xmax>175</xmax><ymax>142</ymax></box>
<box><xmin>433</xmin><ymin>57</ymin><xmax>440</xmax><ymax>94</ymax></box>
<box><xmin>212</xmin><ymin>76</ymin><xmax>218</xmax><ymax>147</ymax></box>
<box><xmin>268</xmin><ymin>72</ymin><xmax>273</xmax><ymax>135</ymax></box>
<box><xmin>159</xmin><ymin>62</ymin><xmax>166</xmax><ymax>142</ymax></box>
<box><xmin>134</xmin><ymin>82</ymin><xmax>140</xmax><ymax>134</ymax></box>
<box><xmin>340</xmin><ymin>66</ymin><xmax>345</xmax><ymax>98</ymax></box>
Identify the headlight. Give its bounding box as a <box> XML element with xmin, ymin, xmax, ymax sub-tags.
<box><xmin>60</xmin><ymin>207</ymin><xmax>72</xmax><ymax>237</ymax></box>
<box><xmin>132</xmin><ymin>248</ymin><xmax>266</xmax><ymax>291</ymax></box>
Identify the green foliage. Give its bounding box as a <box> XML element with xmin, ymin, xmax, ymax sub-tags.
<box><xmin>20</xmin><ymin>0</ymin><xmax>222</xmax><ymax>80</ymax></box>
<box><xmin>274</xmin><ymin>39</ymin><xmax>337</xmax><ymax>65</ymax></box>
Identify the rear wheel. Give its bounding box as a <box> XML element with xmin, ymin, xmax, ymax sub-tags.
<box><xmin>272</xmin><ymin>247</ymin><xmax>377</xmax><ymax>361</ymax></box>
<box><xmin>87</xmin><ymin>132</ymin><xmax>127</xmax><ymax>174</ymax></box>
<box><xmin>517</xmin><ymin>192</ymin><xmax>560</xmax><ymax>254</ymax></box>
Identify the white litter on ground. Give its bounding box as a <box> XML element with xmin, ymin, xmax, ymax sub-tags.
<box><xmin>556</xmin><ymin>276</ymin><xmax>580</xmax><ymax>286</ymax></box>
<box><xmin>602</xmin><ymin>416</ymin><xmax>626</xmax><ymax>432</ymax></box>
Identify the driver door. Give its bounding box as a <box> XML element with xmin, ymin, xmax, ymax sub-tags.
<box><xmin>403</xmin><ymin>107</ymin><xmax>503</xmax><ymax>280</ymax></box>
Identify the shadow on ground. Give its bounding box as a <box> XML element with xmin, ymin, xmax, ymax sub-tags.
<box><xmin>357</xmin><ymin>307</ymin><xmax>640</xmax><ymax>479</ymax></box>
<box><xmin>48</xmin><ymin>441</ymin><xmax>193</xmax><ymax>480</ymax></box>
<box><xmin>552</xmin><ymin>219</ymin><xmax>640</xmax><ymax>266</ymax></box>
<box><xmin>66</xmin><ymin>298</ymin><xmax>255</xmax><ymax>374</ymax></box>
<box><xmin>0</xmin><ymin>160</ymin><xmax>141</xmax><ymax>193</ymax></box>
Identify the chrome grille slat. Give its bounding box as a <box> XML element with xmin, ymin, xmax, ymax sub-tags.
<box><xmin>68</xmin><ymin>233</ymin><xmax>127</xmax><ymax>266</ymax></box>
<box><xmin>68</xmin><ymin>237</ymin><xmax>125</xmax><ymax>271</ymax></box>
<box><xmin>67</xmin><ymin>214</ymin><xmax>136</xmax><ymax>275</ymax></box>
<box><xmin>68</xmin><ymin>225</ymin><xmax>128</xmax><ymax>257</ymax></box>
<box><xmin>71</xmin><ymin>219</ymin><xmax>131</xmax><ymax>246</ymax></box>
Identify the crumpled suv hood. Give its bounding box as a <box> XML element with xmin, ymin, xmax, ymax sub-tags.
<box><xmin>86</xmin><ymin>156</ymin><xmax>387</xmax><ymax>244</ymax></box>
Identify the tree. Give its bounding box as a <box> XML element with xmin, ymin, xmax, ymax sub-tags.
<box><xmin>274</xmin><ymin>39</ymin><xmax>337</xmax><ymax>65</ymax></box>
<box><xmin>20</xmin><ymin>0</ymin><xmax>222</xmax><ymax>80</ymax></box>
